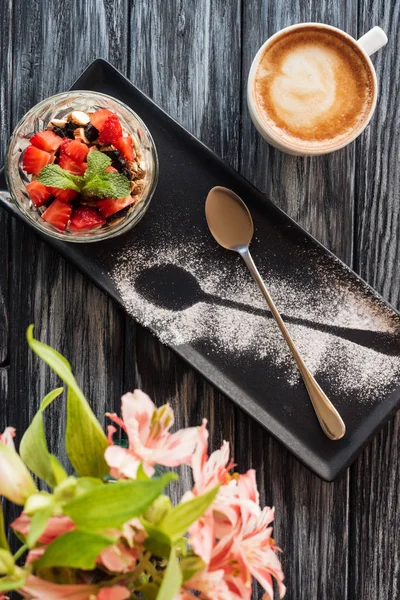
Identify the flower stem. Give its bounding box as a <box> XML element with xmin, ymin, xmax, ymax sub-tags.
<box><xmin>13</xmin><ymin>545</ymin><xmax>28</xmax><ymax>562</ymax></box>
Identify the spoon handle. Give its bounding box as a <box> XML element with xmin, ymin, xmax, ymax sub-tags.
<box><xmin>240</xmin><ymin>249</ymin><xmax>346</xmax><ymax>441</ymax></box>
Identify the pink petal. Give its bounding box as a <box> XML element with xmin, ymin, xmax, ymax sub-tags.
<box><xmin>97</xmin><ymin>586</ymin><xmax>130</xmax><ymax>600</ymax></box>
<box><xmin>26</xmin><ymin>547</ymin><xmax>45</xmax><ymax>564</ymax></box>
<box><xmin>191</xmin><ymin>420</ymin><xmax>209</xmax><ymax>483</ymax></box>
<box><xmin>0</xmin><ymin>445</ymin><xmax>36</xmax><ymax>504</ymax></box>
<box><xmin>98</xmin><ymin>544</ymin><xmax>136</xmax><ymax>573</ymax></box>
<box><xmin>105</xmin><ymin>445</ymin><xmax>140</xmax><ymax>479</ymax></box>
<box><xmin>0</xmin><ymin>427</ymin><xmax>16</xmax><ymax>450</ymax></box>
<box><xmin>21</xmin><ymin>575</ymin><xmax>98</xmax><ymax>599</ymax></box>
<box><xmin>107</xmin><ymin>425</ymin><xmax>117</xmax><ymax>445</ymax></box>
<box><xmin>121</xmin><ymin>390</ymin><xmax>154</xmax><ymax>446</ymax></box>
<box><xmin>149</xmin><ymin>427</ymin><xmax>199</xmax><ymax>467</ymax></box>
<box><xmin>189</xmin><ymin>516</ymin><xmax>215</xmax><ymax>564</ymax></box>
<box><xmin>11</xmin><ymin>513</ymin><xmax>31</xmax><ymax>536</ymax></box>
<box><xmin>237</xmin><ymin>470</ymin><xmax>259</xmax><ymax>504</ymax></box>
<box><xmin>39</xmin><ymin>516</ymin><xmax>76</xmax><ymax>544</ymax></box>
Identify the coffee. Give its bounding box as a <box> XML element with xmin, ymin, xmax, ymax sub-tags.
<box><xmin>253</xmin><ymin>26</ymin><xmax>375</xmax><ymax>151</ymax></box>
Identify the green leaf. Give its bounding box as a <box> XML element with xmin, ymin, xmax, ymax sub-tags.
<box><xmin>63</xmin><ymin>474</ymin><xmax>177</xmax><ymax>531</ymax></box>
<box><xmin>20</xmin><ymin>388</ymin><xmax>67</xmax><ymax>488</ymax></box>
<box><xmin>159</xmin><ymin>486</ymin><xmax>219</xmax><ymax>541</ymax></box>
<box><xmin>0</xmin><ymin>504</ymin><xmax>9</xmax><ymax>551</ymax></box>
<box><xmin>37</xmin><ymin>530</ymin><xmax>113</xmax><ymax>570</ymax></box>
<box><xmin>26</xmin><ymin>506</ymin><xmax>53</xmax><ymax>548</ymax></box>
<box><xmin>26</xmin><ymin>325</ymin><xmax>108</xmax><ymax>478</ymax></box>
<box><xmin>180</xmin><ymin>555</ymin><xmax>206</xmax><ymax>583</ymax></box>
<box><xmin>81</xmin><ymin>172</ymin><xmax>130</xmax><ymax>199</ymax></box>
<box><xmin>156</xmin><ymin>548</ymin><xmax>182</xmax><ymax>600</ymax></box>
<box><xmin>37</xmin><ymin>165</ymin><xmax>82</xmax><ymax>191</ymax></box>
<box><xmin>0</xmin><ymin>573</ymin><xmax>26</xmax><ymax>593</ymax></box>
<box><xmin>142</xmin><ymin>521</ymin><xmax>172</xmax><ymax>559</ymax></box>
<box><xmin>84</xmin><ymin>151</ymin><xmax>112</xmax><ymax>179</ymax></box>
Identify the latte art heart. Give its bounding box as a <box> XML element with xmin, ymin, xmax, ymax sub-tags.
<box><xmin>254</xmin><ymin>27</ymin><xmax>375</xmax><ymax>150</ymax></box>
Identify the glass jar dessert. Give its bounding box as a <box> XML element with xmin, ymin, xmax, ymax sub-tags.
<box><xmin>6</xmin><ymin>91</ymin><xmax>158</xmax><ymax>242</ymax></box>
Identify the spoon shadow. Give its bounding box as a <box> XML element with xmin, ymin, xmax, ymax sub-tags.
<box><xmin>135</xmin><ymin>264</ymin><xmax>400</xmax><ymax>357</ymax></box>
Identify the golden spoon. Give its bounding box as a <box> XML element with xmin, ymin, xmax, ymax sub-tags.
<box><xmin>205</xmin><ymin>186</ymin><xmax>346</xmax><ymax>440</ymax></box>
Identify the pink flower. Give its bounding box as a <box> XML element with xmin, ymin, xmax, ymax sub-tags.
<box><xmin>0</xmin><ymin>440</ymin><xmax>36</xmax><ymax>505</ymax></box>
<box><xmin>192</xmin><ymin>422</ymin><xmax>235</xmax><ymax>495</ymax></box>
<box><xmin>0</xmin><ymin>427</ymin><xmax>16</xmax><ymax>449</ymax></box>
<box><xmin>105</xmin><ymin>390</ymin><xmax>199</xmax><ymax>478</ymax></box>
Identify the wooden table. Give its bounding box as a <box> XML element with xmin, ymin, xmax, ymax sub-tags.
<box><xmin>0</xmin><ymin>2</ymin><xmax>399</xmax><ymax>598</ymax></box>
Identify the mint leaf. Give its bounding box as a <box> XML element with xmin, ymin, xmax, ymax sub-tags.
<box><xmin>37</xmin><ymin>165</ymin><xmax>82</xmax><ymax>191</ymax></box>
<box><xmin>84</xmin><ymin>151</ymin><xmax>112</xmax><ymax>180</ymax></box>
<box><xmin>81</xmin><ymin>173</ymin><xmax>130</xmax><ymax>199</ymax></box>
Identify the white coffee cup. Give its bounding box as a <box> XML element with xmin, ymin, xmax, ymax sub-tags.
<box><xmin>247</xmin><ymin>23</ymin><xmax>388</xmax><ymax>156</ymax></box>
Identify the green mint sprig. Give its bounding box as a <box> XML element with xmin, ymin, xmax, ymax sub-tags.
<box><xmin>37</xmin><ymin>151</ymin><xmax>130</xmax><ymax>199</ymax></box>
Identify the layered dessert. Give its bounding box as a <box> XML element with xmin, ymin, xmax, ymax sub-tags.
<box><xmin>21</xmin><ymin>108</ymin><xmax>147</xmax><ymax>232</ymax></box>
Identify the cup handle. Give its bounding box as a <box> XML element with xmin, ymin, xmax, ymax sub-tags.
<box><xmin>357</xmin><ymin>26</ymin><xmax>388</xmax><ymax>56</ymax></box>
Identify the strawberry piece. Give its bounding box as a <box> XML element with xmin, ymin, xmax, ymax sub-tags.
<box><xmin>113</xmin><ymin>136</ymin><xmax>134</xmax><ymax>161</ymax></box>
<box><xmin>26</xmin><ymin>181</ymin><xmax>52</xmax><ymax>207</ymax></box>
<box><xmin>30</xmin><ymin>130</ymin><xmax>63</xmax><ymax>152</ymax></box>
<box><xmin>90</xmin><ymin>109</ymin><xmax>114</xmax><ymax>130</ymax></box>
<box><xmin>98</xmin><ymin>114</ymin><xmax>123</xmax><ymax>144</ymax></box>
<box><xmin>42</xmin><ymin>199</ymin><xmax>72</xmax><ymax>231</ymax></box>
<box><xmin>97</xmin><ymin>195</ymin><xmax>135</xmax><ymax>218</ymax></box>
<box><xmin>69</xmin><ymin>206</ymin><xmax>106</xmax><ymax>232</ymax></box>
<box><xmin>105</xmin><ymin>166</ymin><xmax>119</xmax><ymax>173</ymax></box>
<box><xmin>50</xmin><ymin>187</ymin><xmax>78</xmax><ymax>203</ymax></box>
<box><xmin>58</xmin><ymin>155</ymin><xmax>87</xmax><ymax>176</ymax></box>
<box><xmin>22</xmin><ymin>146</ymin><xmax>53</xmax><ymax>175</ymax></box>
<box><xmin>61</xmin><ymin>139</ymin><xmax>89</xmax><ymax>162</ymax></box>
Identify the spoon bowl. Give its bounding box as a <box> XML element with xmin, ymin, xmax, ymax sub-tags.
<box><xmin>206</xmin><ymin>186</ymin><xmax>254</xmax><ymax>252</ymax></box>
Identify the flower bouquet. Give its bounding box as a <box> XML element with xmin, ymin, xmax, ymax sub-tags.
<box><xmin>0</xmin><ymin>327</ymin><xmax>285</xmax><ymax>599</ymax></box>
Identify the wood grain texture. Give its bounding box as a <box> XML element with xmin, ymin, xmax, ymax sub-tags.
<box><xmin>0</xmin><ymin>1</ymin><xmax>399</xmax><ymax>599</ymax></box>
<box><xmin>350</xmin><ymin>2</ymin><xmax>400</xmax><ymax>598</ymax></box>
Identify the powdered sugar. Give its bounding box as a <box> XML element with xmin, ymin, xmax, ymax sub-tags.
<box><xmin>111</xmin><ymin>237</ymin><xmax>400</xmax><ymax>402</ymax></box>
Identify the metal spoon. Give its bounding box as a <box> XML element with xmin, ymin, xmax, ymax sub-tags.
<box><xmin>205</xmin><ymin>186</ymin><xmax>346</xmax><ymax>440</ymax></box>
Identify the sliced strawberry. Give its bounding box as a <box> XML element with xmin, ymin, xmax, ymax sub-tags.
<box><xmin>22</xmin><ymin>146</ymin><xmax>53</xmax><ymax>175</ymax></box>
<box><xmin>97</xmin><ymin>195</ymin><xmax>135</xmax><ymax>218</ymax></box>
<box><xmin>98</xmin><ymin>114</ymin><xmax>123</xmax><ymax>144</ymax></box>
<box><xmin>61</xmin><ymin>139</ymin><xmax>89</xmax><ymax>162</ymax></box>
<box><xmin>90</xmin><ymin>109</ymin><xmax>114</xmax><ymax>130</ymax></box>
<box><xmin>30</xmin><ymin>130</ymin><xmax>63</xmax><ymax>152</ymax></box>
<box><xmin>113</xmin><ymin>136</ymin><xmax>134</xmax><ymax>161</ymax></box>
<box><xmin>105</xmin><ymin>166</ymin><xmax>118</xmax><ymax>173</ymax></box>
<box><xmin>26</xmin><ymin>181</ymin><xmax>52</xmax><ymax>207</ymax></box>
<box><xmin>58</xmin><ymin>155</ymin><xmax>87</xmax><ymax>176</ymax></box>
<box><xmin>42</xmin><ymin>199</ymin><xmax>72</xmax><ymax>231</ymax></box>
<box><xmin>69</xmin><ymin>206</ymin><xmax>106</xmax><ymax>232</ymax></box>
<box><xmin>50</xmin><ymin>187</ymin><xmax>78</xmax><ymax>203</ymax></box>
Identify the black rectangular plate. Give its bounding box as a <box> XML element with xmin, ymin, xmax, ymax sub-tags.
<box><xmin>1</xmin><ymin>59</ymin><xmax>400</xmax><ymax>481</ymax></box>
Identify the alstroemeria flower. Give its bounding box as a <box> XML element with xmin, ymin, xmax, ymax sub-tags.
<box><xmin>0</xmin><ymin>440</ymin><xmax>36</xmax><ymax>505</ymax></box>
<box><xmin>105</xmin><ymin>390</ymin><xmax>199</xmax><ymax>478</ymax></box>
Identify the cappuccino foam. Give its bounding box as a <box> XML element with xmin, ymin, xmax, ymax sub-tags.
<box><xmin>254</xmin><ymin>27</ymin><xmax>375</xmax><ymax>150</ymax></box>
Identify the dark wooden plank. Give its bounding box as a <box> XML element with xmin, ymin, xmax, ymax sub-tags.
<box><xmin>128</xmin><ymin>0</ymin><xmax>242</xmax><ymax>497</ymax></box>
<box><xmin>350</xmin><ymin>2</ymin><xmax>400</xmax><ymax>598</ymax></box>
<box><xmin>7</xmin><ymin>0</ymin><xmax>129</xmax><ymax>468</ymax></box>
<box><xmin>238</xmin><ymin>3</ymin><xmax>358</xmax><ymax>598</ymax></box>
<box><xmin>0</xmin><ymin>0</ymin><xmax>13</xmax><ymax>366</ymax></box>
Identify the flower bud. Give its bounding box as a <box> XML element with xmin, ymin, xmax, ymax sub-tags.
<box><xmin>144</xmin><ymin>494</ymin><xmax>172</xmax><ymax>525</ymax></box>
<box><xmin>24</xmin><ymin>492</ymin><xmax>53</xmax><ymax>516</ymax></box>
<box><xmin>0</xmin><ymin>445</ymin><xmax>37</xmax><ymax>505</ymax></box>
